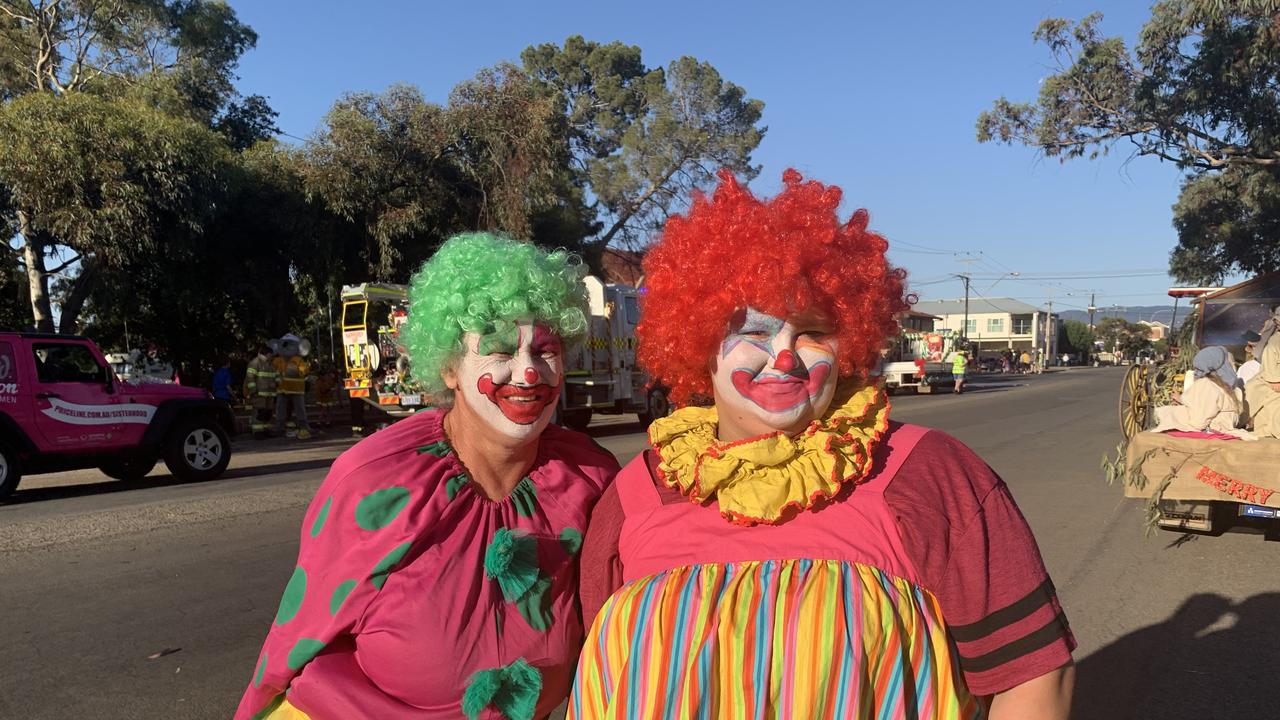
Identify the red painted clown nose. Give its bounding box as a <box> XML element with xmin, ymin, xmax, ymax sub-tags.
<box><xmin>524</xmin><ymin>367</ymin><xmax>540</xmax><ymax>384</ymax></box>
<box><xmin>774</xmin><ymin>349</ymin><xmax>797</xmax><ymax>373</ymax></box>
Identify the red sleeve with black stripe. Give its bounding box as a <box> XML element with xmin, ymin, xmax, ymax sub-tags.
<box><xmin>884</xmin><ymin>429</ymin><xmax>1076</xmax><ymax>696</ymax></box>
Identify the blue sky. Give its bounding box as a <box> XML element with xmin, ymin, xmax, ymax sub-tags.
<box><xmin>230</xmin><ymin>0</ymin><xmax>1203</xmax><ymax>315</ymax></box>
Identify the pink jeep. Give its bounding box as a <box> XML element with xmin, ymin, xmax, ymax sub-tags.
<box><xmin>0</xmin><ymin>333</ymin><xmax>235</xmax><ymax>500</ymax></box>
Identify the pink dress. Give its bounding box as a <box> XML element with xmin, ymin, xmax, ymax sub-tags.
<box><xmin>235</xmin><ymin>409</ymin><xmax>618</xmax><ymax>720</ymax></box>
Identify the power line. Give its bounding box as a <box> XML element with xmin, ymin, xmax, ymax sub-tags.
<box><xmin>891</xmin><ymin>239</ymin><xmax>957</xmax><ymax>253</ymax></box>
<box><xmin>965</xmin><ymin>270</ymin><xmax>1168</xmax><ymax>280</ymax></box>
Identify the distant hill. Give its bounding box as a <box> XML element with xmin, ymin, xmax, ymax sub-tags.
<box><xmin>1057</xmin><ymin>305</ymin><xmax>1191</xmax><ymax>328</ymax></box>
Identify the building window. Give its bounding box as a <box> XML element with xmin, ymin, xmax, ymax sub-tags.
<box><xmin>987</xmin><ymin>318</ymin><xmax>1004</xmax><ymax>333</ymax></box>
<box><xmin>965</xmin><ymin>319</ymin><xmax>977</xmax><ymax>334</ymax></box>
<box><xmin>1013</xmin><ymin>317</ymin><xmax>1032</xmax><ymax>334</ymax></box>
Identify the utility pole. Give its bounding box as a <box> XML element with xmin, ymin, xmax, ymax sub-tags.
<box><xmin>1046</xmin><ymin>299</ymin><xmax>1054</xmax><ymax>366</ymax></box>
<box><xmin>1085</xmin><ymin>292</ymin><xmax>1097</xmax><ymax>365</ymax></box>
<box><xmin>957</xmin><ymin>274</ymin><xmax>971</xmax><ymax>344</ymax></box>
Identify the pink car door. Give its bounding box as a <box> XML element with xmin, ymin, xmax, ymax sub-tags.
<box><xmin>28</xmin><ymin>341</ymin><xmax>136</xmax><ymax>450</ymax></box>
<box><xmin>0</xmin><ymin>339</ymin><xmax>27</xmax><ymax>426</ymax></box>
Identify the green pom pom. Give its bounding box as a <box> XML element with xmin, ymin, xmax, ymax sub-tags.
<box><xmin>514</xmin><ymin>575</ymin><xmax>553</xmax><ymax>631</ymax></box>
<box><xmin>462</xmin><ymin>667</ymin><xmax>503</xmax><ymax>720</ymax></box>
<box><xmin>559</xmin><ymin>527</ymin><xmax>583</xmax><ymax>556</ymax></box>
<box><xmin>463</xmin><ymin>659</ymin><xmax>544</xmax><ymax>720</ymax></box>
<box><xmin>483</xmin><ymin>528</ymin><xmax>539</xmax><ymax>602</ymax></box>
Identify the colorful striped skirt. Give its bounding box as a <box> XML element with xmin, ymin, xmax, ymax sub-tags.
<box><xmin>570</xmin><ymin>559</ymin><xmax>983</xmax><ymax>719</ymax></box>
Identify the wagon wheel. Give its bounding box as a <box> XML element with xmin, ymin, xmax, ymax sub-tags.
<box><xmin>1120</xmin><ymin>364</ymin><xmax>1151</xmax><ymax>440</ymax></box>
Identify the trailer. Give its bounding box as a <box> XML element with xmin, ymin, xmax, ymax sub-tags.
<box><xmin>1116</xmin><ymin>272</ymin><xmax>1280</xmax><ymax>534</ymax></box>
<box><xmin>881</xmin><ymin>330</ymin><xmax>960</xmax><ymax>394</ymax></box>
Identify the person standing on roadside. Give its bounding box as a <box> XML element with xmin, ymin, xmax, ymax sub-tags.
<box><xmin>953</xmin><ymin>348</ymin><xmax>968</xmax><ymax>394</ymax></box>
<box><xmin>212</xmin><ymin>357</ymin><xmax>236</xmax><ymax>403</ymax></box>
<box><xmin>244</xmin><ymin>344</ymin><xmax>277</xmax><ymax>439</ymax></box>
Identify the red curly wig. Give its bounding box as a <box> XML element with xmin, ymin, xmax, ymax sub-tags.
<box><xmin>638</xmin><ymin>168</ymin><xmax>909</xmax><ymax>404</ymax></box>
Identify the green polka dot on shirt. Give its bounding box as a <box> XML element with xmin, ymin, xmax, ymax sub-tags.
<box><xmin>330</xmin><ymin>579</ymin><xmax>357</xmax><ymax>615</ymax></box>
<box><xmin>370</xmin><ymin>541</ymin><xmax>413</xmax><ymax>589</ymax></box>
<box><xmin>310</xmin><ymin>496</ymin><xmax>332</xmax><ymax>537</ymax></box>
<box><xmin>286</xmin><ymin>638</ymin><xmax>326</xmax><ymax>670</ymax></box>
<box><xmin>275</xmin><ymin>566</ymin><xmax>307</xmax><ymax>625</ymax></box>
<box><xmin>253</xmin><ymin>651</ymin><xmax>268</xmax><ymax>688</ymax></box>
<box><xmin>355</xmin><ymin>487</ymin><xmax>410</xmax><ymax>530</ymax></box>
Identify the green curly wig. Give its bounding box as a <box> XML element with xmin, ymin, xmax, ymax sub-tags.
<box><xmin>402</xmin><ymin>232</ymin><xmax>589</xmax><ymax>397</ymax></box>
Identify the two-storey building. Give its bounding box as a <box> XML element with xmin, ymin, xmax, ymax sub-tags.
<box><xmin>911</xmin><ymin>298</ymin><xmax>1058</xmax><ymax>359</ymax></box>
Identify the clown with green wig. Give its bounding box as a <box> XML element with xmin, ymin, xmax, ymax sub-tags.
<box><xmin>236</xmin><ymin>233</ymin><xmax>620</xmax><ymax>720</ymax></box>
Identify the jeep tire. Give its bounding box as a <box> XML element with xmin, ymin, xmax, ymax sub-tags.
<box><xmin>163</xmin><ymin>417</ymin><xmax>231</xmax><ymax>481</ymax></box>
<box><xmin>638</xmin><ymin>388</ymin><xmax>672</xmax><ymax>426</ymax></box>
<box><xmin>100</xmin><ymin>457</ymin><xmax>158</xmax><ymax>481</ymax></box>
<box><xmin>0</xmin><ymin>441</ymin><xmax>21</xmax><ymax>500</ymax></box>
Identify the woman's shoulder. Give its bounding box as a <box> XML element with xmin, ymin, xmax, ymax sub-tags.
<box><xmin>322</xmin><ymin>410</ymin><xmax>457</xmax><ymax>496</ymax></box>
<box><xmin>880</xmin><ymin>424</ymin><xmax>1005</xmax><ymax>522</ymax></box>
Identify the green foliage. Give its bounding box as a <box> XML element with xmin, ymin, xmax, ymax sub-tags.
<box><xmin>1101</xmin><ymin>440</ymin><xmax>1166</xmax><ymax>532</ymax></box>
<box><xmin>522</xmin><ymin>36</ymin><xmax>766</xmax><ymax>263</ymax></box>
<box><xmin>80</xmin><ymin>140</ymin><xmax>347</xmax><ymax>380</ymax></box>
<box><xmin>1170</xmin><ymin>166</ymin><xmax>1280</xmax><ymax>284</ymax></box>
<box><xmin>0</xmin><ymin>0</ymin><xmax>269</xmax><ymax>334</ymax></box>
<box><xmin>0</xmin><ymin>0</ymin><xmax>257</xmax><ymax>108</ymax></box>
<box><xmin>1096</xmin><ymin>316</ymin><xmax>1153</xmax><ymax>356</ymax></box>
<box><xmin>0</xmin><ymin>91</ymin><xmax>231</xmax><ymax>260</ymax></box>
<box><xmin>215</xmin><ymin>94</ymin><xmax>280</xmax><ymax>151</ymax></box>
<box><xmin>977</xmin><ymin>2</ymin><xmax>1280</xmax><ymax>283</ymax></box>
<box><xmin>303</xmin><ymin>68</ymin><xmax>569</xmax><ymax>280</ymax></box>
<box><xmin>1059</xmin><ymin>319</ymin><xmax>1096</xmax><ymax>355</ymax></box>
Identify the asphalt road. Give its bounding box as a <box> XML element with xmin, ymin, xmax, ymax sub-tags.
<box><xmin>2</xmin><ymin>367</ymin><xmax>1276</xmax><ymax>719</ymax></box>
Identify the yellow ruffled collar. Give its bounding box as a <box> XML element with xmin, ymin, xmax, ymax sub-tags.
<box><xmin>648</xmin><ymin>382</ymin><xmax>891</xmax><ymax>525</ymax></box>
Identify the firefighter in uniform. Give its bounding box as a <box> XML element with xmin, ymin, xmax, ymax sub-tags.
<box><xmin>272</xmin><ymin>334</ymin><xmax>312</xmax><ymax>440</ymax></box>
<box><xmin>243</xmin><ymin>344</ymin><xmax>278</xmax><ymax>439</ymax></box>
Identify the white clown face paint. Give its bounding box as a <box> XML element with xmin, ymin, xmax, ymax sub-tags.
<box><xmin>446</xmin><ymin>321</ymin><xmax>563</xmax><ymax>441</ymax></box>
<box><xmin>711</xmin><ymin>307</ymin><xmax>840</xmax><ymax>441</ymax></box>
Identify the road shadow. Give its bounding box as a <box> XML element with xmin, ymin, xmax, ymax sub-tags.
<box><xmin>2</xmin><ymin>457</ymin><xmax>337</xmax><ymax>505</ymax></box>
<box><xmin>1071</xmin><ymin>592</ymin><xmax>1280</xmax><ymax>719</ymax></box>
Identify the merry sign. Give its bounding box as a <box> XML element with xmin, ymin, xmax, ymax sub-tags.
<box><xmin>1196</xmin><ymin>466</ymin><xmax>1277</xmax><ymax>506</ymax></box>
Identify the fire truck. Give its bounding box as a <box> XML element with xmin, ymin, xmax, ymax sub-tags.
<box><xmin>558</xmin><ymin>276</ymin><xmax>670</xmax><ymax>430</ymax></box>
<box><xmin>339</xmin><ymin>283</ymin><xmax>420</xmax><ymax>416</ymax></box>
<box><xmin>338</xmin><ymin>278</ymin><xmax>671</xmax><ymax>429</ymax></box>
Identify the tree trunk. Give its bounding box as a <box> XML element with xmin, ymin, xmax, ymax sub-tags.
<box><xmin>18</xmin><ymin>211</ymin><xmax>55</xmax><ymax>332</ymax></box>
<box><xmin>57</xmin><ymin>260</ymin><xmax>98</xmax><ymax>335</ymax></box>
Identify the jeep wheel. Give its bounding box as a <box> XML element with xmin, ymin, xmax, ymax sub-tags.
<box><xmin>163</xmin><ymin>418</ymin><xmax>231</xmax><ymax>481</ymax></box>
<box><xmin>638</xmin><ymin>388</ymin><xmax>672</xmax><ymax>426</ymax></box>
<box><xmin>0</xmin><ymin>442</ymin><xmax>22</xmax><ymax>500</ymax></box>
<box><xmin>100</xmin><ymin>457</ymin><xmax>158</xmax><ymax>481</ymax></box>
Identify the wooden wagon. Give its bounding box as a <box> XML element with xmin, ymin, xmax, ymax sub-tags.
<box><xmin>1115</xmin><ymin>272</ymin><xmax>1280</xmax><ymax>534</ymax></box>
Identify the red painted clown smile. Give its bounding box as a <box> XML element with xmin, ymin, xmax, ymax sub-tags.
<box><xmin>730</xmin><ymin>361</ymin><xmax>832</xmax><ymax>413</ymax></box>
<box><xmin>477</xmin><ymin>375</ymin><xmax>559</xmax><ymax>425</ymax></box>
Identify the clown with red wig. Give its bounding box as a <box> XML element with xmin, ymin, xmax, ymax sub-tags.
<box><xmin>569</xmin><ymin>171</ymin><xmax>1075</xmax><ymax>719</ymax></box>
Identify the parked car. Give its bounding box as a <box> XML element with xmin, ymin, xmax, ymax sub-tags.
<box><xmin>0</xmin><ymin>333</ymin><xmax>235</xmax><ymax>500</ymax></box>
